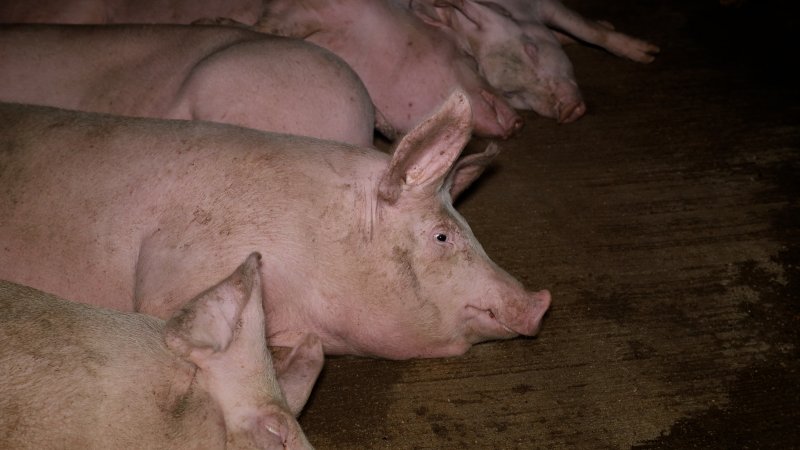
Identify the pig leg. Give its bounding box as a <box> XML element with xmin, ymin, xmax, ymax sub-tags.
<box><xmin>538</xmin><ymin>0</ymin><xmax>660</xmax><ymax>63</ymax></box>
<box><xmin>270</xmin><ymin>334</ymin><xmax>325</xmax><ymax>416</ymax></box>
<box><xmin>549</xmin><ymin>20</ymin><xmax>614</xmax><ymax>45</ymax></box>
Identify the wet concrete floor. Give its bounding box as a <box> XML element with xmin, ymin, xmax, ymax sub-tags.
<box><xmin>298</xmin><ymin>0</ymin><xmax>800</xmax><ymax>448</ymax></box>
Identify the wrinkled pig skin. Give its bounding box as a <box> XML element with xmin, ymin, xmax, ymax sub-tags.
<box><xmin>0</xmin><ymin>254</ymin><xmax>314</xmax><ymax>450</ymax></box>
<box><xmin>0</xmin><ymin>92</ymin><xmax>550</xmax><ymax>360</ymax></box>
<box><xmin>256</xmin><ymin>0</ymin><xmax>522</xmax><ymax>139</ymax></box>
<box><xmin>0</xmin><ymin>24</ymin><xmax>374</xmax><ymax>147</ymax></box>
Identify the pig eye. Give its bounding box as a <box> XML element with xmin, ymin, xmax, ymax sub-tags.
<box><xmin>434</xmin><ymin>233</ymin><xmax>448</xmax><ymax>243</ymax></box>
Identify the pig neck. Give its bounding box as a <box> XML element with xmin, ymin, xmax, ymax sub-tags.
<box><xmin>256</xmin><ymin>150</ymin><xmax>387</xmax><ymax>354</ymax></box>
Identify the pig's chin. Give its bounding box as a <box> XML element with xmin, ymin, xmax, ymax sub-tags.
<box><xmin>465</xmin><ymin>305</ymin><xmax>522</xmax><ymax>340</ymax></box>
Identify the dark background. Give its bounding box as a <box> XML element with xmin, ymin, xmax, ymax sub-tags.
<box><xmin>298</xmin><ymin>0</ymin><xmax>800</xmax><ymax>448</ymax></box>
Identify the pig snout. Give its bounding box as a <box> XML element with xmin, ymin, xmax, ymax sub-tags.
<box><xmin>499</xmin><ymin>288</ymin><xmax>551</xmax><ymax>337</ymax></box>
<box><xmin>553</xmin><ymin>81</ymin><xmax>586</xmax><ymax>124</ymax></box>
<box><xmin>468</xmin><ymin>286</ymin><xmax>551</xmax><ymax>342</ymax></box>
<box><xmin>556</xmin><ymin>99</ymin><xmax>586</xmax><ymax>123</ymax></box>
<box><xmin>475</xmin><ymin>89</ymin><xmax>523</xmax><ymax>139</ymax></box>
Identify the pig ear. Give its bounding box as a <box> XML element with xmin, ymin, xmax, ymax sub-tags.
<box><xmin>446</xmin><ymin>143</ymin><xmax>500</xmax><ymax>201</ymax></box>
<box><xmin>379</xmin><ymin>90</ymin><xmax>473</xmax><ymax>204</ymax></box>
<box><xmin>164</xmin><ymin>253</ymin><xmax>263</xmax><ymax>365</ymax></box>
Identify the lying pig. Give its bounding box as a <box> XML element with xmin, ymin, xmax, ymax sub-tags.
<box><xmin>0</xmin><ymin>91</ymin><xmax>550</xmax><ymax>360</ymax></box>
<box><xmin>257</xmin><ymin>0</ymin><xmax>522</xmax><ymax>139</ymax></box>
<box><xmin>411</xmin><ymin>0</ymin><xmax>659</xmax><ymax>123</ymax></box>
<box><xmin>0</xmin><ymin>254</ymin><xmax>314</xmax><ymax>449</ymax></box>
<box><xmin>0</xmin><ymin>0</ymin><xmax>520</xmax><ymax>140</ymax></box>
<box><xmin>0</xmin><ymin>24</ymin><xmax>374</xmax><ymax>146</ymax></box>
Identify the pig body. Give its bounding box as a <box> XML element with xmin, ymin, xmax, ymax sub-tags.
<box><xmin>0</xmin><ymin>24</ymin><xmax>374</xmax><ymax>146</ymax></box>
<box><xmin>0</xmin><ymin>94</ymin><xmax>549</xmax><ymax>360</ymax></box>
<box><xmin>0</xmin><ymin>254</ymin><xmax>313</xmax><ymax>449</ymax></box>
<box><xmin>257</xmin><ymin>0</ymin><xmax>522</xmax><ymax>139</ymax></box>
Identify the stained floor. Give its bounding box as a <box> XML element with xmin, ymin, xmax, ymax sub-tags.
<box><xmin>296</xmin><ymin>0</ymin><xmax>800</xmax><ymax>448</ymax></box>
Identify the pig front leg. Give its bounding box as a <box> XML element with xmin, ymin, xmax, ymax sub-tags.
<box><xmin>537</xmin><ymin>0</ymin><xmax>660</xmax><ymax>63</ymax></box>
<box><xmin>270</xmin><ymin>334</ymin><xmax>325</xmax><ymax>417</ymax></box>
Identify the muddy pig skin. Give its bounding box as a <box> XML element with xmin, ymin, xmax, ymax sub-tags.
<box><xmin>0</xmin><ymin>24</ymin><xmax>374</xmax><ymax>147</ymax></box>
<box><xmin>0</xmin><ymin>92</ymin><xmax>550</xmax><ymax>360</ymax></box>
<box><xmin>0</xmin><ymin>254</ymin><xmax>314</xmax><ymax>450</ymax></box>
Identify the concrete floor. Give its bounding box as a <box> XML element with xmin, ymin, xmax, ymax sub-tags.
<box><xmin>297</xmin><ymin>0</ymin><xmax>800</xmax><ymax>448</ymax></box>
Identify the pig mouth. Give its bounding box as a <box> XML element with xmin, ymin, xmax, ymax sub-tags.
<box><xmin>466</xmin><ymin>305</ymin><xmax>521</xmax><ymax>338</ymax></box>
<box><xmin>487</xmin><ymin>309</ymin><xmax>516</xmax><ymax>333</ymax></box>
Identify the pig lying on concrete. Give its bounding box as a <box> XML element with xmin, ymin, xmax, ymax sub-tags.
<box><xmin>0</xmin><ymin>91</ymin><xmax>550</xmax><ymax>360</ymax></box>
<box><xmin>0</xmin><ymin>0</ymin><xmax>520</xmax><ymax>140</ymax></box>
<box><xmin>0</xmin><ymin>254</ymin><xmax>314</xmax><ymax>450</ymax></box>
<box><xmin>411</xmin><ymin>0</ymin><xmax>659</xmax><ymax>123</ymax></box>
<box><xmin>0</xmin><ymin>24</ymin><xmax>374</xmax><ymax>146</ymax></box>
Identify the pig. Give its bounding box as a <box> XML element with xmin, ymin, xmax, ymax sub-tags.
<box><xmin>0</xmin><ymin>91</ymin><xmax>550</xmax><ymax>360</ymax></box>
<box><xmin>411</xmin><ymin>0</ymin><xmax>659</xmax><ymax>123</ymax></box>
<box><xmin>0</xmin><ymin>253</ymin><xmax>314</xmax><ymax>449</ymax></box>
<box><xmin>0</xmin><ymin>0</ymin><xmax>521</xmax><ymax>140</ymax></box>
<box><xmin>0</xmin><ymin>24</ymin><xmax>375</xmax><ymax>147</ymax></box>
<box><xmin>256</xmin><ymin>0</ymin><xmax>522</xmax><ymax>139</ymax></box>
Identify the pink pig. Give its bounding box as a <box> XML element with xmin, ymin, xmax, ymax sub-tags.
<box><xmin>1</xmin><ymin>0</ymin><xmax>521</xmax><ymax>140</ymax></box>
<box><xmin>0</xmin><ymin>91</ymin><xmax>550</xmax><ymax>361</ymax></box>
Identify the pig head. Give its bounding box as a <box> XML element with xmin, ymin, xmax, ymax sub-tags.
<box><xmin>257</xmin><ymin>0</ymin><xmax>522</xmax><ymax>139</ymax></box>
<box><xmin>412</xmin><ymin>0</ymin><xmax>585</xmax><ymax>123</ymax></box>
<box><xmin>0</xmin><ymin>254</ymin><xmax>313</xmax><ymax>449</ymax></box>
